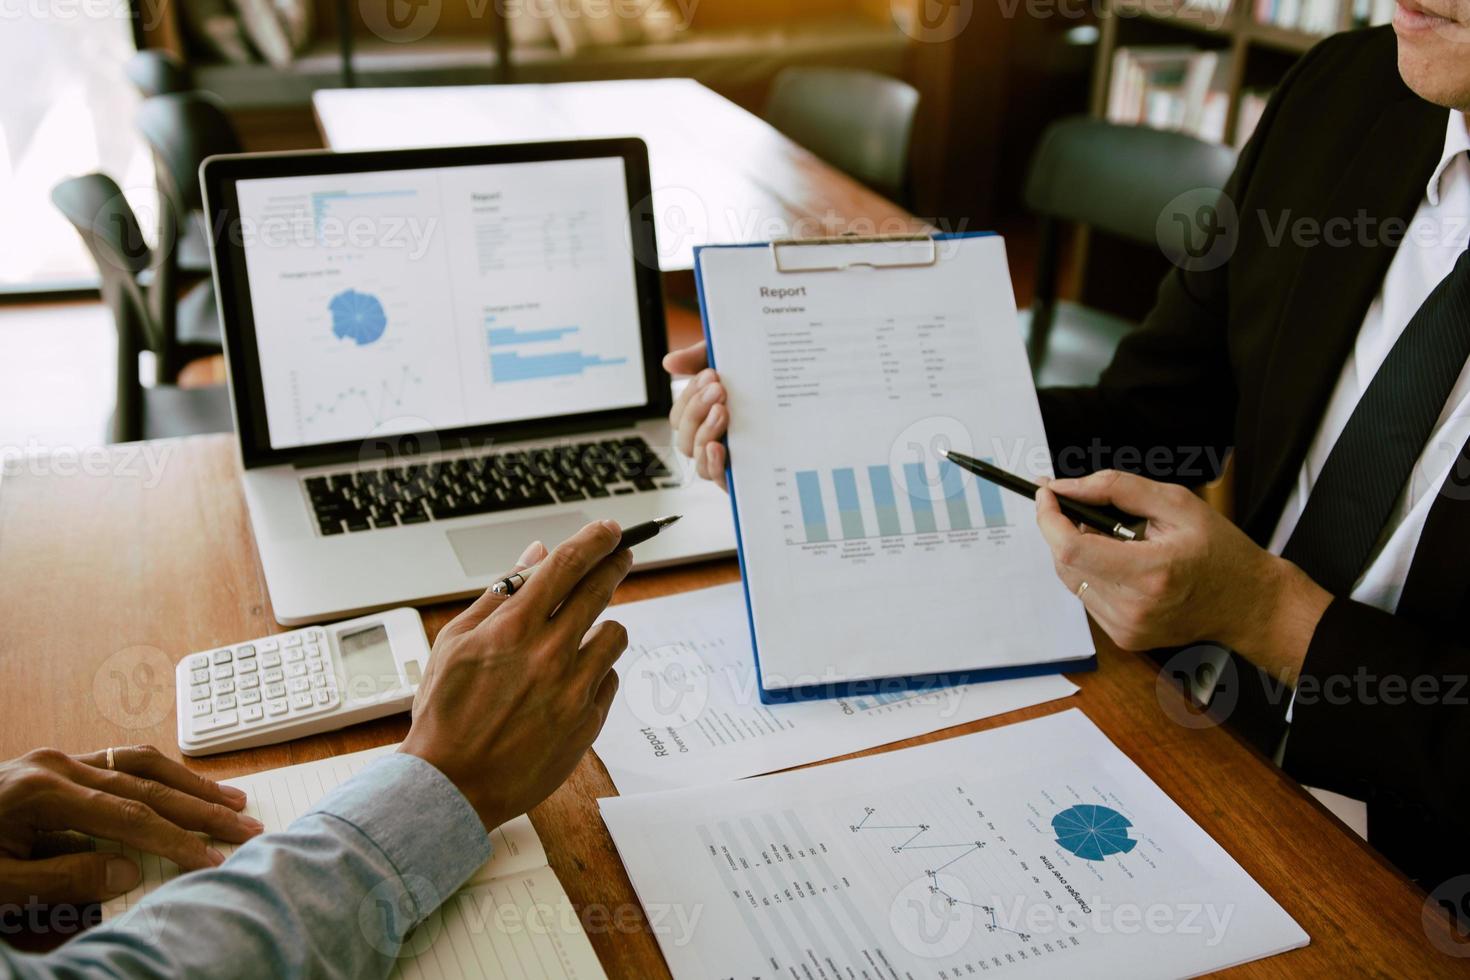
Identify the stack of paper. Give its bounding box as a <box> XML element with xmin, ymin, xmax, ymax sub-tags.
<box><xmin>601</xmin><ymin>709</ymin><xmax>1308</xmax><ymax>978</ymax></box>
<box><xmin>591</xmin><ymin>584</ymin><xmax>1079</xmax><ymax>794</ymax></box>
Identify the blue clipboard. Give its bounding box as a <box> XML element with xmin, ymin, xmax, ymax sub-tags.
<box><xmin>693</xmin><ymin>232</ymin><xmax>1097</xmax><ymax>705</ymax></box>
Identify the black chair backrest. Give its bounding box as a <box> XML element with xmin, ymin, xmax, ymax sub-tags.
<box><xmin>52</xmin><ymin>174</ymin><xmax>155</xmax><ymax>439</ymax></box>
<box><xmin>1024</xmin><ymin>117</ymin><xmax>1237</xmax><ymax>252</ymax></box>
<box><xmin>764</xmin><ymin>67</ymin><xmax>920</xmax><ymax>203</ymax></box>
<box><xmin>50</xmin><ymin>173</ymin><xmax>153</xmax><ymax>280</ymax></box>
<box><xmin>136</xmin><ymin>93</ymin><xmax>243</xmax><ymax>216</ymax></box>
<box><xmin>125</xmin><ymin>50</ymin><xmax>191</xmax><ymax>99</ymax></box>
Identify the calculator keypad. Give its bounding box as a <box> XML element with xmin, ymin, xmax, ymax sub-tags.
<box><xmin>182</xmin><ymin>628</ymin><xmax>337</xmax><ymax>739</ymax></box>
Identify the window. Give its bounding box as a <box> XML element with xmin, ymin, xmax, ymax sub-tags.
<box><xmin>0</xmin><ymin>8</ymin><xmax>153</xmax><ymax>291</ymax></box>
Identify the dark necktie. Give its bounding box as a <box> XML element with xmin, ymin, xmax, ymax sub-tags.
<box><xmin>1281</xmin><ymin>245</ymin><xmax>1470</xmax><ymax>595</ymax></box>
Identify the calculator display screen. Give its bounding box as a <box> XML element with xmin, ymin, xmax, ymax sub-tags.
<box><xmin>339</xmin><ymin>625</ymin><xmax>398</xmax><ymax>699</ymax></box>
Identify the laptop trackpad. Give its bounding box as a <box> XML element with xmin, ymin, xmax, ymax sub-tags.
<box><xmin>446</xmin><ymin>513</ymin><xmax>592</xmax><ymax>578</ymax></box>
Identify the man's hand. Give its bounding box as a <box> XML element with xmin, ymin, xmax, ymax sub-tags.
<box><xmin>1035</xmin><ymin>470</ymin><xmax>1332</xmax><ymax>684</ymax></box>
<box><xmin>0</xmin><ymin>745</ymin><xmax>260</xmax><ymax>906</ymax></box>
<box><xmin>663</xmin><ymin>342</ymin><xmax>729</xmax><ymax>490</ymax></box>
<box><xmin>400</xmin><ymin>523</ymin><xmax>632</xmax><ymax>833</ymax></box>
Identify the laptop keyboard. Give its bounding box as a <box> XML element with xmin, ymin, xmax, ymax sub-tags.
<box><xmin>305</xmin><ymin>436</ymin><xmax>678</xmax><ymax>536</ymax></box>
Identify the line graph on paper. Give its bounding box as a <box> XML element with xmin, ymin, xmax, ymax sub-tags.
<box><xmin>850</xmin><ymin>804</ymin><xmax>1037</xmax><ymax>942</ymax></box>
<box><xmin>840</xmin><ymin>786</ymin><xmax>1088</xmax><ymax>968</ymax></box>
<box><xmin>692</xmin><ymin>772</ymin><xmax>1169</xmax><ymax>977</ymax></box>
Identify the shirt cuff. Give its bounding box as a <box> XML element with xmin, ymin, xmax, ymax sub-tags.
<box><xmin>308</xmin><ymin>752</ymin><xmax>492</xmax><ymax>921</ymax></box>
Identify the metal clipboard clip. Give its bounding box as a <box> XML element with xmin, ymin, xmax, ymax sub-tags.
<box><xmin>769</xmin><ymin>233</ymin><xmax>939</xmax><ymax>274</ymax></box>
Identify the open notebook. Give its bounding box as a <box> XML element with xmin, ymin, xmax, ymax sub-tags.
<box><xmin>97</xmin><ymin>745</ymin><xmax>606</xmax><ymax>980</ymax></box>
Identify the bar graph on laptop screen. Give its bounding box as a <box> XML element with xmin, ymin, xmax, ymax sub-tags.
<box><xmin>485</xmin><ymin>318</ymin><xmax>630</xmax><ymax>384</ymax></box>
<box><xmin>234</xmin><ymin>157</ymin><xmax>650</xmax><ymax>450</ymax></box>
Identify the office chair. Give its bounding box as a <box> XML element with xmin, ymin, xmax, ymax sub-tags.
<box><xmin>125</xmin><ymin>49</ymin><xmax>192</xmax><ymax>98</ymax></box>
<box><xmin>51</xmin><ymin>174</ymin><xmax>232</xmax><ymax>443</ymax></box>
<box><xmin>137</xmin><ymin>92</ymin><xmax>242</xmax><ymax>280</ymax></box>
<box><xmin>763</xmin><ymin>67</ymin><xmax>920</xmax><ymax>206</ymax></box>
<box><xmin>1022</xmin><ymin>117</ymin><xmax>1237</xmax><ymax>387</ymax></box>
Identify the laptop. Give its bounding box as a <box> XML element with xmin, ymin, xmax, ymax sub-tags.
<box><xmin>202</xmin><ymin>139</ymin><xmax>734</xmax><ymax>625</ymax></box>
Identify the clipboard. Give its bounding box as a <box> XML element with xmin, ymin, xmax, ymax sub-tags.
<box><xmin>694</xmin><ymin>232</ymin><xmax>1097</xmax><ymax>705</ymax></box>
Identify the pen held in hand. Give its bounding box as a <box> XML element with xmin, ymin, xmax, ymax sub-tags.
<box><xmin>490</xmin><ymin>515</ymin><xmax>683</xmax><ymax>596</ymax></box>
<box><xmin>939</xmin><ymin>450</ymin><xmax>1146</xmax><ymax>541</ymax></box>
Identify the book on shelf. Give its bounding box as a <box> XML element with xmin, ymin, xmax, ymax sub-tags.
<box><xmin>1234</xmin><ymin>87</ymin><xmax>1273</xmax><ymax>148</ymax></box>
<box><xmin>1254</xmin><ymin>0</ymin><xmax>1391</xmax><ymax>33</ymax></box>
<box><xmin>1179</xmin><ymin>0</ymin><xmax>1232</xmax><ymax>16</ymax></box>
<box><xmin>1106</xmin><ymin>46</ymin><xmax>1231</xmax><ymax>144</ymax></box>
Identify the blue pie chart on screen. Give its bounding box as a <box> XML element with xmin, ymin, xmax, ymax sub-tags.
<box><xmin>1052</xmin><ymin>804</ymin><xmax>1137</xmax><ymax>861</ymax></box>
<box><xmin>329</xmin><ymin>289</ymin><xmax>387</xmax><ymax>346</ymax></box>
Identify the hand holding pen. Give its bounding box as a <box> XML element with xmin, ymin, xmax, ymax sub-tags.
<box><xmin>491</xmin><ymin>515</ymin><xmax>682</xmax><ymax>596</ymax></box>
<box><xmin>940</xmin><ymin>450</ymin><xmax>1147</xmax><ymax>541</ymax></box>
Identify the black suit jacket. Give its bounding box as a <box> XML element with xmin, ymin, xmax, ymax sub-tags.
<box><xmin>1037</xmin><ymin>26</ymin><xmax>1466</xmax><ymax>885</ymax></box>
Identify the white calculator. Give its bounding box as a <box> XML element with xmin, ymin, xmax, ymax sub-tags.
<box><xmin>176</xmin><ymin>608</ymin><xmax>431</xmax><ymax>756</ymax></box>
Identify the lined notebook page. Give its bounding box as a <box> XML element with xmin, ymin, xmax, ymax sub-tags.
<box><xmin>99</xmin><ymin>745</ymin><xmax>605</xmax><ymax>979</ymax></box>
<box><xmin>394</xmin><ymin>868</ymin><xmax>603</xmax><ymax>980</ymax></box>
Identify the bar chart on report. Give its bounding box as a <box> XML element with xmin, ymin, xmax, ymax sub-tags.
<box><xmin>784</xmin><ymin>458</ymin><xmax>1010</xmax><ymax>545</ymax></box>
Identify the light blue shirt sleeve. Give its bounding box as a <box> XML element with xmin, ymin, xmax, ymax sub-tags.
<box><xmin>1</xmin><ymin>752</ymin><xmax>492</xmax><ymax>979</ymax></box>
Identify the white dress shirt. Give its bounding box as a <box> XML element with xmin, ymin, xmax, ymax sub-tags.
<box><xmin>1267</xmin><ymin>110</ymin><xmax>1470</xmax><ymax>609</ymax></box>
<box><xmin>1264</xmin><ymin>109</ymin><xmax>1470</xmax><ymax>835</ymax></box>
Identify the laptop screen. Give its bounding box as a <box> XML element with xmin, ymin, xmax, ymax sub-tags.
<box><xmin>232</xmin><ymin>156</ymin><xmax>650</xmax><ymax>452</ymax></box>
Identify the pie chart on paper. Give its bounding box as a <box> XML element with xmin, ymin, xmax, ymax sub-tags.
<box><xmin>1052</xmin><ymin>804</ymin><xmax>1137</xmax><ymax>861</ymax></box>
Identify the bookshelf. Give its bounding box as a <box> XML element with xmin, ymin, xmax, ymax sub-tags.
<box><xmin>1061</xmin><ymin>0</ymin><xmax>1380</xmax><ymax>382</ymax></box>
<box><xmin>1090</xmin><ymin>0</ymin><xmax>1386</xmax><ymax>146</ymax></box>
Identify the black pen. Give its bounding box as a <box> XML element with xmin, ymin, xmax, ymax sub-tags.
<box><xmin>939</xmin><ymin>450</ymin><xmax>1146</xmax><ymax>541</ymax></box>
<box><xmin>490</xmin><ymin>515</ymin><xmax>682</xmax><ymax>596</ymax></box>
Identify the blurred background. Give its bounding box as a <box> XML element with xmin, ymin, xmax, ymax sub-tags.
<box><xmin>0</xmin><ymin>0</ymin><xmax>1388</xmax><ymax>451</ymax></box>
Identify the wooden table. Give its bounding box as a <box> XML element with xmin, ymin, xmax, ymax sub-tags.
<box><xmin>1</xmin><ymin>436</ymin><xmax>1466</xmax><ymax>976</ymax></box>
<box><xmin>312</xmin><ymin>78</ymin><xmax>927</xmax><ymax>271</ymax></box>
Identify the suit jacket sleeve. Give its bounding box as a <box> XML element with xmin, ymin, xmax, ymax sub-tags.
<box><xmin>1284</xmin><ymin>599</ymin><xmax>1470</xmax><ymax>865</ymax></box>
<box><xmin>1036</xmin><ymin>45</ymin><xmax>1312</xmax><ymax>483</ymax></box>
<box><xmin>1033</xmin><ymin>29</ymin><xmax>1466</xmax><ymax>879</ymax></box>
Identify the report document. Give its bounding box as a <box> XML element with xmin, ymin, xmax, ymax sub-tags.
<box><xmin>696</xmin><ymin>235</ymin><xmax>1094</xmax><ymax>700</ymax></box>
<box><xmin>591</xmin><ymin>583</ymin><xmax>1078</xmax><ymax>794</ymax></box>
<box><xmin>600</xmin><ymin>709</ymin><xmax>1309</xmax><ymax>979</ymax></box>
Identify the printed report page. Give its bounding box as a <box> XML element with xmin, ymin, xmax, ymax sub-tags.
<box><xmin>600</xmin><ymin>709</ymin><xmax>1308</xmax><ymax>979</ymax></box>
<box><xmin>698</xmin><ymin>236</ymin><xmax>1093</xmax><ymax>691</ymax></box>
<box><xmin>590</xmin><ymin>583</ymin><xmax>1078</xmax><ymax>795</ymax></box>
